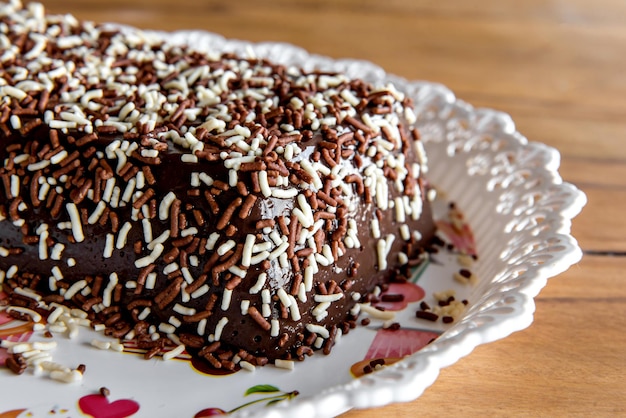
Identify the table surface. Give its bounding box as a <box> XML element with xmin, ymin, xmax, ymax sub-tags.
<box><xmin>34</xmin><ymin>0</ymin><xmax>626</xmax><ymax>416</ymax></box>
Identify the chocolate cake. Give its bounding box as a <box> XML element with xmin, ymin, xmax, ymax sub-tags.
<box><xmin>0</xmin><ymin>1</ymin><xmax>435</xmax><ymax>368</ymax></box>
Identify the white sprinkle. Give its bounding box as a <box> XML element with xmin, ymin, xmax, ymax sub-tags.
<box><xmin>228</xmin><ymin>265</ymin><xmax>247</xmax><ymax>278</ymax></box>
<box><xmin>136</xmin><ymin>171</ymin><xmax>145</xmax><ymax>189</ymax></box>
<box><xmin>51</xmin><ymin>369</ymin><xmax>83</xmax><ymax>384</ymax></box>
<box><xmin>258</xmin><ymin>170</ymin><xmax>271</xmax><ymax>197</ymax></box>
<box><xmin>199</xmin><ymin>172</ymin><xmax>214</xmax><ymax>186</ymax></box>
<box><xmin>271</xmin><ymin>188</ymin><xmax>299</xmax><ymax>199</ymax></box>
<box><xmin>304</xmin><ymin>266</ymin><xmax>315</xmax><ymax>292</ymax></box>
<box><xmin>116</xmin><ymin>222</ymin><xmax>132</xmax><ymax>249</ymax></box>
<box><xmin>191</xmin><ymin>285</ymin><xmax>210</xmax><ymax>299</ymax></box>
<box><xmin>9</xmin><ymin>174</ymin><xmax>19</xmax><ymax>198</ymax></box>
<box><xmin>163</xmin><ymin>344</ymin><xmax>185</xmax><ymax>361</ymax></box>
<box><xmin>350</xmin><ymin>304</ymin><xmax>361</xmax><ymax>316</ymax></box>
<box><xmin>300</xmin><ymin>159</ymin><xmax>322</xmax><ymax>189</ymax></box>
<box><xmin>277</xmin><ymin>288</ymin><xmax>292</xmax><ymax>308</ymax></box>
<box><xmin>173</xmin><ymin>303</ymin><xmax>196</xmax><ymax>316</ymax></box>
<box><xmin>314</xmin><ymin>293</ymin><xmax>344</xmax><ymax>303</ymax></box>
<box><xmin>240</xmin><ymin>360</ymin><xmax>256</xmax><ymax>372</ymax></box>
<box><xmin>315</xmin><ymin>253</ymin><xmax>331</xmax><ymax>267</ymax></box>
<box><xmin>163</xmin><ymin>263</ymin><xmax>179</xmax><ymax>275</ymax></box>
<box><xmin>298</xmin><ymin>283</ymin><xmax>307</xmax><ymax>302</ymax></box>
<box><xmin>140</xmin><ymin>218</ymin><xmax>153</xmax><ymax>244</ymax></box>
<box><xmin>121</xmin><ymin>178</ymin><xmax>136</xmax><ymax>203</ymax></box>
<box><xmin>179</xmin><ymin>227</ymin><xmax>198</xmax><ymax>238</ymax></box>
<box><xmin>190</xmin><ymin>172</ymin><xmax>200</xmax><ymax>187</ymax></box>
<box><xmin>312</xmin><ymin>302</ymin><xmax>330</xmax><ymax>317</ymax></box>
<box><xmin>6</xmin><ymin>306</ymin><xmax>42</xmax><ymax>323</ymax></box>
<box><xmin>102</xmin><ymin>177</ymin><xmax>116</xmax><ymax>202</ymax></box>
<box><xmin>27</xmin><ymin>160</ymin><xmax>50</xmax><ymax>172</ymax></box>
<box><xmin>64</xmin><ymin>280</ymin><xmax>87</xmax><ymax>300</ymax></box>
<box><xmin>51</xmin><ymin>266</ymin><xmax>63</xmax><ymax>281</ymax></box>
<box><xmin>145</xmin><ymin>272</ymin><xmax>157</xmax><ymax>290</ymax></box>
<box><xmin>102</xmin><ymin>273</ymin><xmax>118</xmax><ymax>307</ymax></box>
<box><xmin>298</xmin><ymin>194</ymin><xmax>314</xmax><ymax>226</ymax></box>
<box><xmin>3</xmin><ymin>265</ymin><xmax>18</xmax><ymax>281</ymax></box>
<box><xmin>236</xmin><ymin>299</ymin><xmax>250</xmax><ymax>316</ymax></box>
<box><xmin>322</xmin><ymin>244</ymin><xmax>334</xmax><ymax>264</ymax></box>
<box><xmin>181</xmin><ymin>267</ymin><xmax>194</xmax><ymax>284</ymax></box>
<box><xmin>359</xmin><ymin>303</ymin><xmax>396</xmax><ymax>320</ymax></box>
<box><xmin>103</xmin><ymin>234</ymin><xmax>115</xmax><ymax>258</ymax></box>
<box><xmin>2</xmin><ymin>85</ymin><xmax>28</xmax><ymax>101</ymax></box>
<box><xmin>205</xmin><ymin>232</ymin><xmax>220</xmax><ymax>251</ymax></box>
<box><xmin>240</xmin><ymin>234</ymin><xmax>256</xmax><ymax>267</ymax></box>
<box><xmin>288</xmin><ymin>295</ymin><xmax>301</xmax><ymax>321</ymax></box>
<box><xmin>148</xmin><ymin>230</ymin><xmax>170</xmax><ymax>250</ymax></box>
<box><xmin>159</xmin><ymin>323</ymin><xmax>176</xmax><ymax>334</ymax></box>
<box><xmin>249</xmin><ymin>250</ymin><xmax>270</xmax><ymax>265</ymax></box>
<box><xmin>88</xmin><ymin>201</ymin><xmax>107</xmax><ymax>224</ymax></box>
<box><xmin>292</xmin><ymin>208</ymin><xmax>311</xmax><ymax>229</ymax></box>
<box><xmin>221</xmin><ymin>289</ymin><xmax>233</xmax><ymax>310</ymax></box>
<box><xmin>214</xmin><ymin>317</ymin><xmax>228</xmax><ymax>341</ymax></box>
<box><xmin>400</xmin><ymin>224</ymin><xmax>411</xmax><ymax>241</ymax></box>
<box><xmin>228</xmin><ymin>169</ymin><xmax>238</xmax><ymax>187</ymax></box>
<box><xmin>110</xmin><ymin>341</ymin><xmax>124</xmax><ymax>352</ymax></box>
<box><xmin>274</xmin><ymin>359</ymin><xmax>294</xmax><ymax>371</ymax></box>
<box><xmin>306</xmin><ymin>324</ymin><xmax>330</xmax><ymax>339</ymax></box>
<box><xmin>65</xmin><ymin>203</ymin><xmax>84</xmax><ymax>243</ymax></box>
<box><xmin>168</xmin><ymin>316</ymin><xmax>182</xmax><ymax>328</ymax></box>
<box><xmin>198</xmin><ymin>318</ymin><xmax>207</xmax><ymax>335</ymax></box>
<box><xmin>47</xmin><ymin>306</ymin><xmax>64</xmax><ymax>324</ymax></box>
<box><xmin>13</xmin><ymin>287</ymin><xmax>42</xmax><ymax>302</ymax></box>
<box><xmin>395</xmin><ymin>197</ymin><xmax>406</xmax><ymax>223</ymax></box>
<box><xmin>50</xmin><ymin>150</ymin><xmax>68</xmax><ymax>165</ymax></box>
<box><xmin>138</xmin><ymin>308</ymin><xmax>151</xmax><ymax>321</ymax></box>
<box><xmin>159</xmin><ymin>192</ymin><xmax>177</xmax><ymax>220</ymax></box>
<box><xmin>270</xmin><ymin>319</ymin><xmax>280</xmax><ymax>337</ymax></box>
<box><xmin>70</xmin><ymin>308</ymin><xmax>87</xmax><ymax>319</ymax></box>
<box><xmin>38</xmin><ymin>182</ymin><xmax>50</xmax><ymax>201</ymax></box>
<box><xmin>377</xmin><ymin>239</ymin><xmax>388</xmax><ymax>270</ymax></box>
<box><xmin>91</xmin><ymin>339</ymin><xmax>111</xmax><ymax>350</ymax></box>
<box><xmin>249</xmin><ymin>273</ymin><xmax>267</xmax><ymax>294</ymax></box>
<box><xmin>267</xmin><ymin>232</ymin><xmax>281</xmax><ymax>248</ymax></box>
<box><xmin>262</xmin><ymin>303</ymin><xmax>271</xmax><ymax>318</ymax></box>
<box><xmin>215</xmin><ymin>239</ymin><xmax>236</xmax><ymax>257</ymax></box>
<box><xmin>268</xmin><ymin>241</ymin><xmax>289</xmax><ymax>261</ymax></box>
<box><xmin>252</xmin><ymin>241</ymin><xmax>272</xmax><ymax>253</ymax></box>
<box><xmin>38</xmin><ymin>229</ymin><xmax>49</xmax><ymax>260</ymax></box>
<box><xmin>315</xmin><ymin>311</ymin><xmax>328</xmax><ymax>322</ymax></box>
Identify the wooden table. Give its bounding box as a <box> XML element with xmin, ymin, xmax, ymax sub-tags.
<box><xmin>40</xmin><ymin>0</ymin><xmax>626</xmax><ymax>416</ymax></box>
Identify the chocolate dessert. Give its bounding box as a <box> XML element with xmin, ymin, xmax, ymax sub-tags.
<box><xmin>0</xmin><ymin>1</ymin><xmax>435</xmax><ymax>369</ymax></box>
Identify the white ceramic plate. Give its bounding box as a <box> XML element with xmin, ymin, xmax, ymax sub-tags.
<box><xmin>0</xmin><ymin>30</ymin><xmax>586</xmax><ymax>418</ymax></box>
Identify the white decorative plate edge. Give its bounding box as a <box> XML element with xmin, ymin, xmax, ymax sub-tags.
<box><xmin>133</xmin><ymin>29</ymin><xmax>587</xmax><ymax>418</ymax></box>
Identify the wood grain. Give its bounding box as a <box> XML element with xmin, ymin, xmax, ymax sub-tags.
<box><xmin>31</xmin><ymin>0</ymin><xmax>626</xmax><ymax>416</ymax></box>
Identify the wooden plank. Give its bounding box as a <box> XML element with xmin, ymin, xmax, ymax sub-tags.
<box><xmin>44</xmin><ymin>0</ymin><xmax>626</xmax><ymax>25</ymax></box>
<box><xmin>538</xmin><ymin>255</ymin><xmax>626</xmax><ymax>300</ymax></box>
<box><xmin>569</xmin><ymin>187</ymin><xmax>626</xmax><ymax>252</ymax></box>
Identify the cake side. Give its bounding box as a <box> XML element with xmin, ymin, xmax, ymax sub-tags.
<box><xmin>0</xmin><ymin>1</ymin><xmax>435</xmax><ymax>368</ymax></box>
